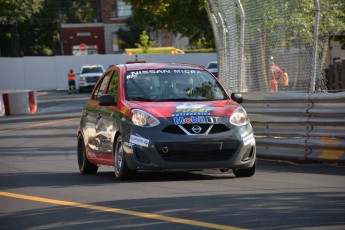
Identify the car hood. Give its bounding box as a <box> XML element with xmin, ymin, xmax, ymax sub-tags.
<box><xmin>126</xmin><ymin>100</ymin><xmax>239</xmax><ymax>118</ymax></box>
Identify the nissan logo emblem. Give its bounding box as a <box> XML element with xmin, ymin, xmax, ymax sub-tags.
<box><xmin>191</xmin><ymin>125</ymin><xmax>202</xmax><ymax>133</ymax></box>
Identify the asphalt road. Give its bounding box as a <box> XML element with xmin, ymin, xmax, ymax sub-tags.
<box><xmin>0</xmin><ymin>91</ymin><xmax>344</xmax><ymax>230</ymax></box>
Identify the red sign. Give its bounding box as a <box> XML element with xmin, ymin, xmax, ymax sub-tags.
<box><xmin>79</xmin><ymin>43</ymin><xmax>87</xmax><ymax>52</ymax></box>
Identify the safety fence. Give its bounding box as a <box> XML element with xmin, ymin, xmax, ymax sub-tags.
<box><xmin>242</xmin><ymin>92</ymin><xmax>345</xmax><ymax>163</ymax></box>
<box><xmin>205</xmin><ymin>0</ymin><xmax>345</xmax><ymax>93</ymax></box>
<box><xmin>325</xmin><ymin>58</ymin><xmax>345</xmax><ymax>91</ymax></box>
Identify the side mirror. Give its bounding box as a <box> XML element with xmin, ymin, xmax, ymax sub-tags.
<box><xmin>99</xmin><ymin>94</ymin><xmax>116</xmax><ymax>106</ymax></box>
<box><xmin>231</xmin><ymin>93</ymin><xmax>243</xmax><ymax>104</ymax></box>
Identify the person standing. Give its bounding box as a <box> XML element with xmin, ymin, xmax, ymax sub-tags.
<box><xmin>270</xmin><ymin>57</ymin><xmax>283</xmax><ymax>92</ymax></box>
<box><xmin>68</xmin><ymin>69</ymin><xmax>76</xmax><ymax>94</ymax></box>
<box><xmin>280</xmin><ymin>69</ymin><xmax>289</xmax><ymax>91</ymax></box>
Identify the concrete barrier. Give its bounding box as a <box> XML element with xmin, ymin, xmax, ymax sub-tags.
<box><xmin>0</xmin><ymin>90</ymin><xmax>37</xmax><ymax>116</ymax></box>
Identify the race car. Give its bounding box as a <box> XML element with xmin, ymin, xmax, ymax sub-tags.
<box><xmin>77</xmin><ymin>63</ymin><xmax>256</xmax><ymax>179</ymax></box>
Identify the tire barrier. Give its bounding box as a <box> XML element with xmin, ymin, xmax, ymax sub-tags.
<box><xmin>0</xmin><ymin>90</ymin><xmax>37</xmax><ymax>116</ymax></box>
<box><xmin>242</xmin><ymin>92</ymin><xmax>345</xmax><ymax>164</ymax></box>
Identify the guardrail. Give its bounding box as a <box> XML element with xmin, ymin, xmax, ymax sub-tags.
<box><xmin>242</xmin><ymin>92</ymin><xmax>345</xmax><ymax>164</ymax></box>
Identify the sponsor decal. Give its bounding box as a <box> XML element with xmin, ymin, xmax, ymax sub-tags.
<box><xmin>129</xmin><ymin>135</ymin><xmax>149</xmax><ymax>147</ymax></box>
<box><xmin>173</xmin><ymin>116</ymin><xmax>219</xmax><ymax>125</ymax></box>
<box><xmin>242</xmin><ymin>133</ymin><xmax>255</xmax><ymax>146</ymax></box>
<box><xmin>172</xmin><ymin>103</ymin><xmax>214</xmax><ymax>117</ymax></box>
<box><xmin>126</xmin><ymin>69</ymin><xmax>203</xmax><ymax>79</ymax></box>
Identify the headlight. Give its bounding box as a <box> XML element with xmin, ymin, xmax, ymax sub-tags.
<box><xmin>229</xmin><ymin>107</ymin><xmax>249</xmax><ymax>126</ymax></box>
<box><xmin>131</xmin><ymin>109</ymin><xmax>160</xmax><ymax>127</ymax></box>
<box><xmin>79</xmin><ymin>77</ymin><xmax>86</xmax><ymax>81</ymax></box>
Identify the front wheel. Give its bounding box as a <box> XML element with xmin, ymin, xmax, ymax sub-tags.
<box><xmin>77</xmin><ymin>134</ymin><xmax>98</xmax><ymax>174</ymax></box>
<box><xmin>114</xmin><ymin>136</ymin><xmax>135</xmax><ymax>180</ymax></box>
<box><xmin>232</xmin><ymin>162</ymin><xmax>256</xmax><ymax>177</ymax></box>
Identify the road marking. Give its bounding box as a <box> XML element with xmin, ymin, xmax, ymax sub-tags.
<box><xmin>0</xmin><ymin>191</ymin><xmax>247</xmax><ymax>230</ymax></box>
<box><xmin>0</xmin><ymin>118</ymin><xmax>77</xmax><ymax>134</ymax></box>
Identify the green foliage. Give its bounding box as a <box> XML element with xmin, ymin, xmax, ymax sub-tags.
<box><xmin>0</xmin><ymin>0</ymin><xmax>43</xmax><ymax>24</ymax></box>
<box><xmin>123</xmin><ymin>0</ymin><xmax>215</xmax><ymax>49</ymax></box>
<box><xmin>135</xmin><ymin>30</ymin><xmax>156</xmax><ymax>53</ymax></box>
<box><xmin>184</xmin><ymin>48</ymin><xmax>215</xmax><ymax>53</ymax></box>
<box><xmin>0</xmin><ymin>0</ymin><xmax>44</xmax><ymax>56</ymax></box>
<box><xmin>0</xmin><ymin>0</ymin><xmax>96</xmax><ymax>56</ymax></box>
<box><xmin>60</xmin><ymin>0</ymin><xmax>95</xmax><ymax>23</ymax></box>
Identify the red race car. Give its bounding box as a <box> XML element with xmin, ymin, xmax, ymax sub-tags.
<box><xmin>77</xmin><ymin>63</ymin><xmax>256</xmax><ymax>179</ymax></box>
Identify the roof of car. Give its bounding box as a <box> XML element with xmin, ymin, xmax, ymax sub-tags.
<box><xmin>122</xmin><ymin>63</ymin><xmax>204</xmax><ymax>71</ymax></box>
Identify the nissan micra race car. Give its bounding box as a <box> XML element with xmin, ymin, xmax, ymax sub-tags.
<box><xmin>77</xmin><ymin>63</ymin><xmax>256</xmax><ymax>179</ymax></box>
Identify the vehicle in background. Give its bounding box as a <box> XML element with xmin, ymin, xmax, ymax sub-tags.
<box><xmin>78</xmin><ymin>64</ymin><xmax>105</xmax><ymax>93</ymax></box>
<box><xmin>206</xmin><ymin>61</ymin><xmax>218</xmax><ymax>78</ymax></box>
<box><xmin>124</xmin><ymin>47</ymin><xmax>184</xmax><ymax>55</ymax></box>
<box><xmin>77</xmin><ymin>63</ymin><xmax>256</xmax><ymax>180</ymax></box>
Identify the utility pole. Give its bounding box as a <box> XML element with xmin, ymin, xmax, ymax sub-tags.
<box><xmin>59</xmin><ymin>8</ymin><xmax>64</xmax><ymax>55</ymax></box>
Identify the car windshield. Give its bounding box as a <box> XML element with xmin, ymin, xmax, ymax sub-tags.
<box><xmin>81</xmin><ymin>67</ymin><xmax>103</xmax><ymax>74</ymax></box>
<box><xmin>125</xmin><ymin>69</ymin><xmax>228</xmax><ymax>102</ymax></box>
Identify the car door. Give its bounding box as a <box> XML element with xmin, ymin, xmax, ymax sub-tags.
<box><xmin>95</xmin><ymin>69</ymin><xmax>121</xmax><ymax>165</ymax></box>
<box><xmin>83</xmin><ymin>70</ymin><xmax>111</xmax><ymax>162</ymax></box>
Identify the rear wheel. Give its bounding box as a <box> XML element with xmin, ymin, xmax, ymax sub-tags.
<box><xmin>232</xmin><ymin>162</ymin><xmax>256</xmax><ymax>177</ymax></box>
<box><xmin>114</xmin><ymin>136</ymin><xmax>135</xmax><ymax>180</ymax></box>
<box><xmin>77</xmin><ymin>135</ymin><xmax>98</xmax><ymax>174</ymax></box>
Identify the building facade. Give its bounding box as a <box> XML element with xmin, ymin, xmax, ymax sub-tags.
<box><xmin>61</xmin><ymin>0</ymin><xmax>188</xmax><ymax>55</ymax></box>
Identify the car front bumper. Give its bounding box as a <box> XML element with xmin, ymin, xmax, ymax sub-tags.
<box><xmin>122</xmin><ymin>121</ymin><xmax>256</xmax><ymax>171</ymax></box>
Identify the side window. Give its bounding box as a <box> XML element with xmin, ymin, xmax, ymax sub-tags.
<box><xmin>107</xmin><ymin>70</ymin><xmax>119</xmax><ymax>102</ymax></box>
<box><xmin>91</xmin><ymin>72</ymin><xmax>111</xmax><ymax>100</ymax></box>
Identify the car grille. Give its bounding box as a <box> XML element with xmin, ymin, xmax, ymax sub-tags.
<box><xmin>155</xmin><ymin>141</ymin><xmax>238</xmax><ymax>162</ymax></box>
<box><xmin>162</xmin><ymin>124</ymin><xmax>229</xmax><ymax>135</ymax></box>
<box><xmin>86</xmin><ymin>76</ymin><xmax>100</xmax><ymax>83</ymax></box>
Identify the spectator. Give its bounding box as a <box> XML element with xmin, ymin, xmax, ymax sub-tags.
<box><xmin>280</xmin><ymin>69</ymin><xmax>289</xmax><ymax>91</ymax></box>
<box><xmin>68</xmin><ymin>69</ymin><xmax>76</xmax><ymax>94</ymax></box>
<box><xmin>270</xmin><ymin>56</ymin><xmax>283</xmax><ymax>92</ymax></box>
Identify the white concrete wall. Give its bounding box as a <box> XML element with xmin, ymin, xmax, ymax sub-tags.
<box><xmin>0</xmin><ymin>53</ymin><xmax>216</xmax><ymax>90</ymax></box>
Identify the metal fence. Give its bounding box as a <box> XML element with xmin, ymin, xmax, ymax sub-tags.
<box><xmin>242</xmin><ymin>92</ymin><xmax>345</xmax><ymax>163</ymax></box>
<box><xmin>325</xmin><ymin>58</ymin><xmax>345</xmax><ymax>91</ymax></box>
<box><xmin>206</xmin><ymin>0</ymin><xmax>330</xmax><ymax>93</ymax></box>
<box><xmin>206</xmin><ymin>0</ymin><xmax>344</xmax><ymax>164</ymax></box>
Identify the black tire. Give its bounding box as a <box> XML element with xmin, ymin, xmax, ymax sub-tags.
<box><xmin>77</xmin><ymin>135</ymin><xmax>98</xmax><ymax>174</ymax></box>
<box><xmin>114</xmin><ymin>136</ymin><xmax>135</xmax><ymax>180</ymax></box>
<box><xmin>232</xmin><ymin>162</ymin><xmax>256</xmax><ymax>177</ymax></box>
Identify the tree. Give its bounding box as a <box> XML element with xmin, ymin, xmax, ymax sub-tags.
<box><xmin>123</xmin><ymin>0</ymin><xmax>215</xmax><ymax>48</ymax></box>
<box><xmin>0</xmin><ymin>0</ymin><xmax>43</xmax><ymax>56</ymax></box>
<box><xmin>0</xmin><ymin>0</ymin><xmax>98</xmax><ymax>56</ymax></box>
<box><xmin>117</xmin><ymin>18</ymin><xmax>145</xmax><ymax>51</ymax></box>
<box><xmin>135</xmin><ymin>30</ymin><xmax>155</xmax><ymax>53</ymax></box>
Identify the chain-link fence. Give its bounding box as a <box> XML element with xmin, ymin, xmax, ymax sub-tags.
<box><xmin>206</xmin><ymin>0</ymin><xmax>331</xmax><ymax>93</ymax></box>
